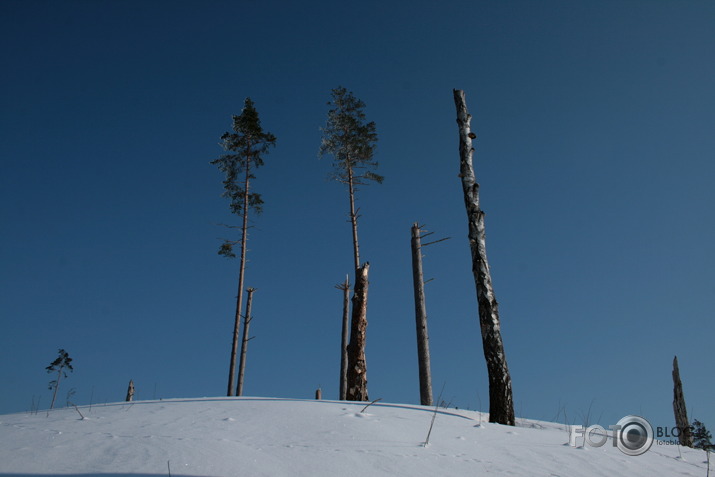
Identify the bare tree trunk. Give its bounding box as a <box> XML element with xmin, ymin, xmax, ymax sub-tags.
<box><xmin>236</xmin><ymin>287</ymin><xmax>255</xmax><ymax>397</ymax></box>
<box><xmin>336</xmin><ymin>275</ymin><xmax>351</xmax><ymax>400</ymax></box>
<box><xmin>227</xmin><ymin>156</ymin><xmax>252</xmax><ymax>396</ymax></box>
<box><xmin>672</xmin><ymin>355</ymin><xmax>693</xmax><ymax>447</ymax></box>
<box><xmin>453</xmin><ymin>89</ymin><xmax>515</xmax><ymax>426</ymax></box>
<box><xmin>125</xmin><ymin>379</ymin><xmax>135</xmax><ymax>402</ymax></box>
<box><xmin>411</xmin><ymin>223</ymin><xmax>433</xmax><ymax>406</ymax></box>
<box><xmin>346</xmin><ymin>263</ymin><xmax>370</xmax><ymax>401</ymax></box>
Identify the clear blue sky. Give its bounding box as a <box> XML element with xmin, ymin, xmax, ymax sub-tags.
<box><xmin>1</xmin><ymin>0</ymin><xmax>713</xmax><ymax>431</ymax></box>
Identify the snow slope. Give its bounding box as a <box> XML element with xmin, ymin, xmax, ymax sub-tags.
<box><xmin>0</xmin><ymin>397</ymin><xmax>709</xmax><ymax>477</ymax></box>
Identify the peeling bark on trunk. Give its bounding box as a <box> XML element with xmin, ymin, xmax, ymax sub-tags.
<box><xmin>453</xmin><ymin>89</ymin><xmax>515</xmax><ymax>426</ymax></box>
<box><xmin>236</xmin><ymin>287</ymin><xmax>255</xmax><ymax>397</ymax></box>
<box><xmin>125</xmin><ymin>380</ymin><xmax>135</xmax><ymax>402</ymax></box>
<box><xmin>346</xmin><ymin>263</ymin><xmax>370</xmax><ymax>401</ymax></box>
<box><xmin>411</xmin><ymin>223</ymin><xmax>433</xmax><ymax>406</ymax></box>
<box><xmin>672</xmin><ymin>356</ymin><xmax>693</xmax><ymax>447</ymax></box>
<box><xmin>337</xmin><ymin>275</ymin><xmax>350</xmax><ymax>400</ymax></box>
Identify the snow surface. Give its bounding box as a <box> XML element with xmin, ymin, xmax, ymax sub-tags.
<box><xmin>0</xmin><ymin>397</ymin><xmax>709</xmax><ymax>477</ymax></box>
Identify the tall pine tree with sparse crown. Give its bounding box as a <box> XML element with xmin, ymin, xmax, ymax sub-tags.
<box><xmin>320</xmin><ymin>86</ymin><xmax>382</xmax><ymax>271</ymax></box>
<box><xmin>320</xmin><ymin>86</ymin><xmax>382</xmax><ymax>401</ymax></box>
<box><xmin>211</xmin><ymin>98</ymin><xmax>275</xmax><ymax>397</ymax></box>
<box><xmin>46</xmin><ymin>349</ymin><xmax>73</xmax><ymax>410</ymax></box>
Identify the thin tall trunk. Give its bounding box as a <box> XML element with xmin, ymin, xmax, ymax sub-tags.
<box><xmin>411</xmin><ymin>223</ymin><xmax>433</xmax><ymax>406</ymax></box>
<box><xmin>347</xmin><ymin>166</ymin><xmax>360</xmax><ymax>270</ymax></box>
<box><xmin>337</xmin><ymin>275</ymin><xmax>350</xmax><ymax>400</ymax></box>
<box><xmin>453</xmin><ymin>89</ymin><xmax>515</xmax><ymax>426</ymax></box>
<box><xmin>49</xmin><ymin>367</ymin><xmax>63</xmax><ymax>410</ymax></box>
<box><xmin>346</xmin><ymin>263</ymin><xmax>370</xmax><ymax>401</ymax></box>
<box><xmin>236</xmin><ymin>287</ymin><xmax>255</xmax><ymax>396</ymax></box>
<box><xmin>227</xmin><ymin>150</ymin><xmax>252</xmax><ymax>396</ymax></box>
<box><xmin>672</xmin><ymin>355</ymin><xmax>693</xmax><ymax>447</ymax></box>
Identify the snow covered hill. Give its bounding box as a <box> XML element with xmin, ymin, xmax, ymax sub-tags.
<box><xmin>0</xmin><ymin>397</ymin><xmax>709</xmax><ymax>477</ymax></box>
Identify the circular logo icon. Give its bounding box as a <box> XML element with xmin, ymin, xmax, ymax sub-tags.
<box><xmin>615</xmin><ymin>415</ymin><xmax>653</xmax><ymax>456</ymax></box>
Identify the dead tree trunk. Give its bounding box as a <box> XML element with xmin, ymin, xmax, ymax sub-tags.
<box><xmin>453</xmin><ymin>89</ymin><xmax>515</xmax><ymax>426</ymax></box>
<box><xmin>411</xmin><ymin>223</ymin><xmax>433</xmax><ymax>406</ymax></box>
<box><xmin>236</xmin><ymin>287</ymin><xmax>255</xmax><ymax>397</ymax></box>
<box><xmin>125</xmin><ymin>380</ymin><xmax>135</xmax><ymax>402</ymax></box>
<box><xmin>346</xmin><ymin>263</ymin><xmax>370</xmax><ymax>401</ymax></box>
<box><xmin>227</xmin><ymin>155</ymin><xmax>253</xmax><ymax>396</ymax></box>
<box><xmin>672</xmin><ymin>355</ymin><xmax>693</xmax><ymax>447</ymax></box>
<box><xmin>336</xmin><ymin>275</ymin><xmax>351</xmax><ymax>400</ymax></box>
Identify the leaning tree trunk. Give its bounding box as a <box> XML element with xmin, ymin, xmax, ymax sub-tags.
<box><xmin>410</xmin><ymin>223</ymin><xmax>433</xmax><ymax>406</ymax></box>
<box><xmin>227</xmin><ymin>153</ymin><xmax>252</xmax><ymax>396</ymax></box>
<box><xmin>672</xmin><ymin>355</ymin><xmax>693</xmax><ymax>447</ymax></box>
<box><xmin>337</xmin><ymin>275</ymin><xmax>351</xmax><ymax>400</ymax></box>
<box><xmin>346</xmin><ymin>263</ymin><xmax>370</xmax><ymax>401</ymax></box>
<box><xmin>49</xmin><ymin>367</ymin><xmax>63</xmax><ymax>410</ymax></box>
<box><xmin>236</xmin><ymin>287</ymin><xmax>255</xmax><ymax>397</ymax></box>
<box><xmin>453</xmin><ymin>89</ymin><xmax>515</xmax><ymax>426</ymax></box>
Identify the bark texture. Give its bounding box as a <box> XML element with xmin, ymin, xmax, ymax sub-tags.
<box><xmin>453</xmin><ymin>89</ymin><xmax>515</xmax><ymax>426</ymax></box>
<box><xmin>337</xmin><ymin>275</ymin><xmax>351</xmax><ymax>400</ymax></box>
<box><xmin>346</xmin><ymin>263</ymin><xmax>370</xmax><ymax>401</ymax></box>
<box><xmin>236</xmin><ymin>287</ymin><xmax>255</xmax><ymax>396</ymax></box>
<box><xmin>410</xmin><ymin>223</ymin><xmax>433</xmax><ymax>406</ymax></box>
<box><xmin>672</xmin><ymin>355</ymin><xmax>693</xmax><ymax>447</ymax></box>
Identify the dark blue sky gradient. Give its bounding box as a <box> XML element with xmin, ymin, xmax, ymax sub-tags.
<box><xmin>1</xmin><ymin>0</ymin><xmax>713</xmax><ymax>430</ymax></box>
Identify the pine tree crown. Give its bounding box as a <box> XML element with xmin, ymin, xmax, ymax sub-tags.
<box><xmin>319</xmin><ymin>86</ymin><xmax>383</xmax><ymax>186</ymax></box>
<box><xmin>211</xmin><ymin>97</ymin><xmax>276</xmax><ymax>216</ymax></box>
<box><xmin>692</xmin><ymin>420</ymin><xmax>714</xmax><ymax>450</ymax></box>
<box><xmin>46</xmin><ymin>349</ymin><xmax>73</xmax><ymax>375</ymax></box>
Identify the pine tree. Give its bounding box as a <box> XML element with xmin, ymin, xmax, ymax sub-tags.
<box><xmin>46</xmin><ymin>349</ymin><xmax>73</xmax><ymax>410</ymax></box>
<box><xmin>320</xmin><ymin>86</ymin><xmax>382</xmax><ymax>271</ymax></box>
<box><xmin>320</xmin><ymin>86</ymin><xmax>382</xmax><ymax>401</ymax></box>
<box><xmin>212</xmin><ymin>98</ymin><xmax>275</xmax><ymax>397</ymax></box>
<box><xmin>692</xmin><ymin>420</ymin><xmax>714</xmax><ymax>477</ymax></box>
<box><xmin>693</xmin><ymin>420</ymin><xmax>714</xmax><ymax>450</ymax></box>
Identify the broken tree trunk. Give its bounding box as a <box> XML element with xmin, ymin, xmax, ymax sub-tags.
<box><xmin>453</xmin><ymin>89</ymin><xmax>515</xmax><ymax>426</ymax></box>
<box><xmin>672</xmin><ymin>355</ymin><xmax>693</xmax><ymax>447</ymax></box>
<box><xmin>346</xmin><ymin>263</ymin><xmax>370</xmax><ymax>401</ymax></box>
<box><xmin>125</xmin><ymin>380</ymin><xmax>135</xmax><ymax>402</ymax></box>
<box><xmin>236</xmin><ymin>287</ymin><xmax>255</xmax><ymax>397</ymax></box>
<box><xmin>336</xmin><ymin>275</ymin><xmax>351</xmax><ymax>400</ymax></box>
<box><xmin>410</xmin><ymin>223</ymin><xmax>433</xmax><ymax>406</ymax></box>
